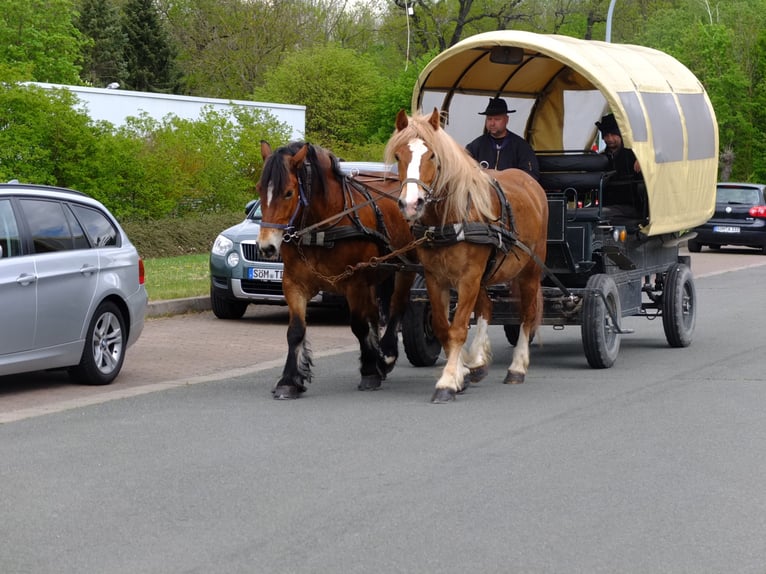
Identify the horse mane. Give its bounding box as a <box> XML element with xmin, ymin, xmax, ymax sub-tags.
<box><xmin>260</xmin><ymin>141</ymin><xmax>342</xmax><ymax>201</ymax></box>
<box><xmin>384</xmin><ymin>111</ymin><xmax>497</xmax><ymax>224</ymax></box>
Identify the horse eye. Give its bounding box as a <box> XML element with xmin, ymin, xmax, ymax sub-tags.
<box><xmin>285</xmin><ymin>189</ymin><xmax>294</xmax><ymax>199</ymax></box>
<box><xmin>394</xmin><ymin>153</ymin><xmax>400</xmax><ymax>161</ymax></box>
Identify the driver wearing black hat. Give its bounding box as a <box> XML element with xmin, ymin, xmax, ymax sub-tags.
<box><xmin>465</xmin><ymin>97</ymin><xmax>540</xmax><ymax>180</ymax></box>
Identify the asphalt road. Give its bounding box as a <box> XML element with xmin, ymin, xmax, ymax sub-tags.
<box><xmin>1</xmin><ymin>247</ymin><xmax>765</xmax><ymax>423</ymax></box>
<box><xmin>2</xmin><ymin>249</ymin><xmax>766</xmax><ymax>573</ymax></box>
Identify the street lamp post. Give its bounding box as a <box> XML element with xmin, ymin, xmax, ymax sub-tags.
<box><xmin>606</xmin><ymin>0</ymin><xmax>617</xmax><ymax>42</ymax></box>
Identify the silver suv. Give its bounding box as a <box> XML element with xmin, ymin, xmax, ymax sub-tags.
<box><xmin>209</xmin><ymin>199</ymin><xmax>345</xmax><ymax>319</ymax></box>
<box><xmin>0</xmin><ymin>182</ymin><xmax>147</xmax><ymax>385</ymax></box>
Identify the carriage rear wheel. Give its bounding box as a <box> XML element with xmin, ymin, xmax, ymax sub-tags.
<box><xmin>401</xmin><ymin>276</ymin><xmax>441</xmax><ymax>367</ymax></box>
<box><xmin>581</xmin><ymin>274</ymin><xmax>622</xmax><ymax>369</ymax></box>
<box><xmin>662</xmin><ymin>263</ymin><xmax>696</xmax><ymax>348</ymax></box>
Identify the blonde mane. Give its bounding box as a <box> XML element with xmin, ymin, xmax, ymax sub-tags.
<box><xmin>384</xmin><ymin>111</ymin><xmax>497</xmax><ymax>224</ymax></box>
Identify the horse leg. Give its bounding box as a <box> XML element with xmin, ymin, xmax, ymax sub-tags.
<box><xmin>504</xmin><ymin>273</ymin><xmax>542</xmax><ymax>385</ymax></box>
<box><xmin>272</xmin><ymin>294</ymin><xmax>312</xmax><ymax>400</ymax></box>
<box><xmin>379</xmin><ymin>270</ymin><xmax>416</xmax><ymax>373</ymax></box>
<box><xmin>462</xmin><ymin>288</ymin><xmax>493</xmax><ymax>385</ymax></box>
<box><xmin>429</xmin><ymin>277</ymin><xmax>481</xmax><ymax>403</ymax></box>
<box><xmin>347</xmin><ymin>286</ymin><xmax>385</xmax><ymax>391</ymax></box>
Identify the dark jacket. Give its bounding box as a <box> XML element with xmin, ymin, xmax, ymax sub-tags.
<box><xmin>466</xmin><ymin>132</ymin><xmax>540</xmax><ymax>181</ymax></box>
<box><xmin>605</xmin><ymin>146</ymin><xmax>640</xmax><ymax>179</ymax></box>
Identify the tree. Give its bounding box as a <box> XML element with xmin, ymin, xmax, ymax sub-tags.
<box><xmin>77</xmin><ymin>0</ymin><xmax>129</xmax><ymax>88</ymax></box>
<box><xmin>0</xmin><ymin>0</ymin><xmax>86</xmax><ymax>83</ymax></box>
<box><xmin>122</xmin><ymin>0</ymin><xmax>180</xmax><ymax>92</ymax></box>
<box><xmin>254</xmin><ymin>45</ymin><xmax>385</xmax><ymax>147</ymax></box>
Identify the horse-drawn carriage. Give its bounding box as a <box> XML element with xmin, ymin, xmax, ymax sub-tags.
<box><xmin>397</xmin><ymin>30</ymin><xmax>718</xmax><ymax>372</ymax></box>
<box><xmin>255</xmin><ymin>31</ymin><xmax>718</xmax><ymax>401</ymax></box>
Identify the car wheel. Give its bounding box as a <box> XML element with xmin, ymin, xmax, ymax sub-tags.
<box><xmin>581</xmin><ymin>274</ymin><xmax>621</xmax><ymax>369</ymax></box>
<box><xmin>662</xmin><ymin>263</ymin><xmax>696</xmax><ymax>348</ymax></box>
<box><xmin>686</xmin><ymin>238</ymin><xmax>702</xmax><ymax>253</ymax></box>
<box><xmin>69</xmin><ymin>301</ymin><xmax>126</xmax><ymax>385</ymax></box>
<box><xmin>211</xmin><ymin>286</ymin><xmax>248</xmax><ymax>319</ymax></box>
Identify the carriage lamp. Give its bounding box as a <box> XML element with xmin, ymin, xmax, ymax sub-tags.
<box><xmin>612</xmin><ymin>226</ymin><xmax>627</xmax><ymax>242</ymax></box>
<box><xmin>227</xmin><ymin>252</ymin><xmax>240</xmax><ymax>267</ymax></box>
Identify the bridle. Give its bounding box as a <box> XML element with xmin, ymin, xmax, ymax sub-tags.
<box><xmin>259</xmin><ymin>157</ymin><xmax>314</xmax><ymax>238</ymax></box>
<box><xmin>398</xmin><ymin>145</ymin><xmax>444</xmax><ymax>205</ymax></box>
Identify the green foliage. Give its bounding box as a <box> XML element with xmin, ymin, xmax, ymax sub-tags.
<box><xmin>77</xmin><ymin>0</ymin><xmax>129</xmax><ymax>87</ymax></box>
<box><xmin>254</xmin><ymin>44</ymin><xmax>384</xmax><ymax>146</ymax></box>
<box><xmin>122</xmin><ymin>210</ymin><xmax>245</xmax><ymax>258</ymax></box>
<box><xmin>0</xmin><ymin>0</ymin><xmax>86</xmax><ymax>83</ymax></box>
<box><xmin>0</xmin><ymin>85</ymin><xmax>98</xmax><ymax>184</ymax></box>
<box><xmin>0</xmin><ymin>83</ymin><xmax>291</xmax><ymax>220</ymax></box>
<box><xmin>121</xmin><ymin>0</ymin><xmax>179</xmax><ymax>92</ymax></box>
<box><xmin>370</xmin><ymin>51</ymin><xmax>437</xmax><ymax>142</ymax></box>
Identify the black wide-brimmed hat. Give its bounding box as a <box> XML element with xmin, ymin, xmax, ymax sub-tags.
<box><xmin>596</xmin><ymin>113</ymin><xmax>620</xmax><ymax>135</ymax></box>
<box><xmin>479</xmin><ymin>97</ymin><xmax>515</xmax><ymax>116</ymax></box>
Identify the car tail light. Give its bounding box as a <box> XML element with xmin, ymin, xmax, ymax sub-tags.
<box><xmin>138</xmin><ymin>258</ymin><xmax>146</xmax><ymax>285</ymax></box>
<box><xmin>749</xmin><ymin>205</ymin><xmax>766</xmax><ymax>218</ymax></box>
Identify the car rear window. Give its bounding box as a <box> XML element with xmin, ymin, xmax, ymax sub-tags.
<box><xmin>70</xmin><ymin>204</ymin><xmax>119</xmax><ymax>247</ymax></box>
<box><xmin>716</xmin><ymin>186</ymin><xmax>763</xmax><ymax>205</ymax></box>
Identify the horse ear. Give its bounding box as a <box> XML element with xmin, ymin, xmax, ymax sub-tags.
<box><xmin>395</xmin><ymin>109</ymin><xmax>409</xmax><ymax>132</ymax></box>
<box><xmin>260</xmin><ymin>140</ymin><xmax>272</xmax><ymax>160</ymax></box>
<box><xmin>427</xmin><ymin>108</ymin><xmax>440</xmax><ymax>131</ymax></box>
<box><xmin>290</xmin><ymin>144</ymin><xmax>310</xmax><ymax>168</ymax></box>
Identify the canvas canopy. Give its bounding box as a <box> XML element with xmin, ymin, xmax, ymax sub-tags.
<box><xmin>412</xmin><ymin>30</ymin><xmax>718</xmax><ymax>236</ymax></box>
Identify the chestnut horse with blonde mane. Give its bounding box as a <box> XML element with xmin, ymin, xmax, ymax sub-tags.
<box><xmin>257</xmin><ymin>141</ymin><xmax>415</xmax><ymax>399</ymax></box>
<box><xmin>385</xmin><ymin>109</ymin><xmax>548</xmax><ymax>403</ymax></box>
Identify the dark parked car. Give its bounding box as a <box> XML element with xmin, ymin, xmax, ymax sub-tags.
<box><xmin>688</xmin><ymin>182</ymin><xmax>766</xmax><ymax>253</ymax></box>
<box><xmin>209</xmin><ymin>200</ymin><xmax>345</xmax><ymax>319</ymax></box>
<box><xmin>0</xmin><ymin>182</ymin><xmax>147</xmax><ymax>385</ymax></box>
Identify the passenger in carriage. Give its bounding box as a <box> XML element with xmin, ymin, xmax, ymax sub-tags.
<box><xmin>466</xmin><ymin>97</ymin><xmax>540</xmax><ymax>181</ymax></box>
<box><xmin>595</xmin><ymin>113</ymin><xmax>648</xmax><ymax>225</ymax></box>
<box><xmin>596</xmin><ymin>113</ymin><xmax>641</xmax><ymax>179</ymax></box>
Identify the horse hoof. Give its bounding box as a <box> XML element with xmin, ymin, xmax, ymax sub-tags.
<box><xmin>358</xmin><ymin>375</ymin><xmax>382</xmax><ymax>391</ymax></box>
<box><xmin>272</xmin><ymin>385</ymin><xmax>301</xmax><ymax>399</ymax></box>
<box><xmin>468</xmin><ymin>365</ymin><xmax>489</xmax><ymax>382</ymax></box>
<box><xmin>503</xmin><ymin>371</ymin><xmax>525</xmax><ymax>384</ymax></box>
<box><xmin>431</xmin><ymin>388</ymin><xmax>456</xmax><ymax>403</ymax></box>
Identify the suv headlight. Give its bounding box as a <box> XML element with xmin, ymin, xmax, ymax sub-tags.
<box><xmin>211</xmin><ymin>234</ymin><xmax>234</xmax><ymax>256</ymax></box>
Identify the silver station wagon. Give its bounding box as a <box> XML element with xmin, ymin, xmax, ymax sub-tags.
<box><xmin>0</xmin><ymin>182</ymin><xmax>147</xmax><ymax>385</ymax></box>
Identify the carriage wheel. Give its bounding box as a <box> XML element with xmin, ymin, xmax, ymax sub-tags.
<box><xmin>503</xmin><ymin>324</ymin><xmax>535</xmax><ymax>347</ymax></box>
<box><xmin>662</xmin><ymin>263</ymin><xmax>696</xmax><ymax>348</ymax></box>
<box><xmin>581</xmin><ymin>274</ymin><xmax>622</xmax><ymax>369</ymax></box>
<box><xmin>401</xmin><ymin>277</ymin><xmax>441</xmax><ymax>367</ymax></box>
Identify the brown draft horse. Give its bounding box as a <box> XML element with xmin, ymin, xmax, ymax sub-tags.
<box><xmin>385</xmin><ymin>109</ymin><xmax>549</xmax><ymax>403</ymax></box>
<box><xmin>256</xmin><ymin>141</ymin><xmax>416</xmax><ymax>399</ymax></box>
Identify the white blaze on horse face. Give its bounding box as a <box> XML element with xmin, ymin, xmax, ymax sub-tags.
<box><xmin>266</xmin><ymin>182</ymin><xmax>275</xmax><ymax>207</ymax></box>
<box><xmin>402</xmin><ymin>138</ymin><xmax>428</xmax><ymax>218</ymax></box>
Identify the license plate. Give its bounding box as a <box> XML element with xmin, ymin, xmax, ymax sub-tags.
<box><xmin>713</xmin><ymin>225</ymin><xmax>740</xmax><ymax>233</ymax></box>
<box><xmin>247</xmin><ymin>267</ymin><xmax>283</xmax><ymax>281</ymax></box>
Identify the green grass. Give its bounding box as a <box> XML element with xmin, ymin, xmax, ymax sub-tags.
<box><xmin>143</xmin><ymin>253</ymin><xmax>210</xmax><ymax>301</ymax></box>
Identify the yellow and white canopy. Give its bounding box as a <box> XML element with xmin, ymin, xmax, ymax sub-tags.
<box><xmin>412</xmin><ymin>30</ymin><xmax>718</xmax><ymax>235</ymax></box>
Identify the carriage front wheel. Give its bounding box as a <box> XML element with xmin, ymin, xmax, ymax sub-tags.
<box><xmin>662</xmin><ymin>263</ymin><xmax>696</xmax><ymax>348</ymax></box>
<box><xmin>401</xmin><ymin>276</ymin><xmax>441</xmax><ymax>367</ymax></box>
<box><xmin>581</xmin><ymin>274</ymin><xmax>622</xmax><ymax>369</ymax></box>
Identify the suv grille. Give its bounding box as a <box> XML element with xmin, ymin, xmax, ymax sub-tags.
<box><xmin>241</xmin><ymin>242</ymin><xmax>282</xmax><ymax>263</ymax></box>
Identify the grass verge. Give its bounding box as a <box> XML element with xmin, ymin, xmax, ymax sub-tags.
<box><xmin>143</xmin><ymin>253</ymin><xmax>209</xmax><ymax>301</ymax></box>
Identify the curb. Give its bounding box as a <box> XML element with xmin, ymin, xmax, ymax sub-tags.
<box><xmin>146</xmin><ymin>296</ymin><xmax>211</xmax><ymax>318</ymax></box>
